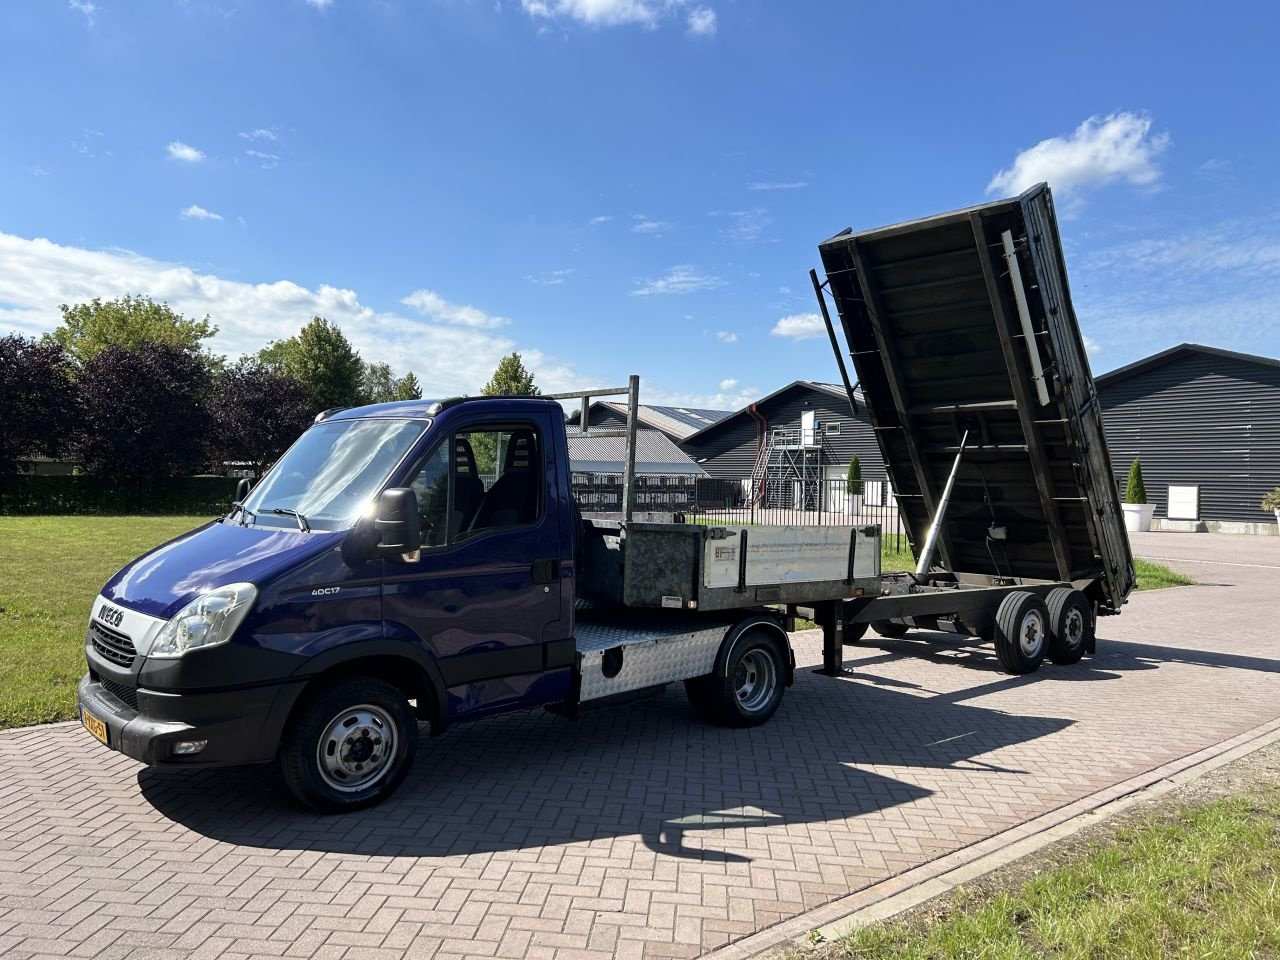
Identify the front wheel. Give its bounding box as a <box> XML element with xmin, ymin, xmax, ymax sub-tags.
<box><xmin>279</xmin><ymin>676</ymin><xmax>418</xmax><ymax>812</ymax></box>
<box><xmin>685</xmin><ymin>631</ymin><xmax>786</xmax><ymax>727</ymax></box>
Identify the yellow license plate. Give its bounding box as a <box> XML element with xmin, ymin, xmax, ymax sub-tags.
<box><xmin>81</xmin><ymin>708</ymin><xmax>109</xmax><ymax>745</ymax></box>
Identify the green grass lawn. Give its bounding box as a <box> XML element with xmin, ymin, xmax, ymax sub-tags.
<box><xmin>1134</xmin><ymin>556</ymin><xmax>1195</xmax><ymax>591</ymax></box>
<box><xmin>816</xmin><ymin>787</ymin><xmax>1280</xmax><ymax>959</ymax></box>
<box><xmin>0</xmin><ymin>515</ymin><xmax>208</xmax><ymax>728</ymax></box>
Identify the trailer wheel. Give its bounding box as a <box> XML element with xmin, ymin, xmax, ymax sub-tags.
<box><xmin>992</xmin><ymin>591</ymin><xmax>1049</xmax><ymax>674</ymax></box>
<box><xmin>843</xmin><ymin>621</ymin><xmax>869</xmax><ymax>645</ymax></box>
<box><xmin>279</xmin><ymin>676</ymin><xmax>418</xmax><ymax>813</ymax></box>
<box><xmin>684</xmin><ymin>630</ymin><xmax>785</xmax><ymax>728</ymax></box>
<box><xmin>872</xmin><ymin>620</ymin><xmax>910</xmax><ymax>639</ymax></box>
<box><xmin>1046</xmin><ymin>587</ymin><xmax>1093</xmax><ymax>665</ymax></box>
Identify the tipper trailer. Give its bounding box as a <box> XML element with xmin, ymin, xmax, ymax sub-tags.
<box><xmin>809</xmin><ymin>182</ymin><xmax>1135</xmax><ymax>675</ymax></box>
<box><xmin>75</xmin><ymin>182</ymin><xmax>1131</xmax><ymax>812</ymax></box>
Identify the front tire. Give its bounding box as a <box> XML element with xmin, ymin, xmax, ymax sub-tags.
<box><xmin>992</xmin><ymin>591</ymin><xmax>1049</xmax><ymax>675</ymax></box>
<box><xmin>280</xmin><ymin>676</ymin><xmax>418</xmax><ymax>812</ymax></box>
<box><xmin>1046</xmin><ymin>587</ymin><xmax>1093</xmax><ymax>665</ymax></box>
<box><xmin>685</xmin><ymin>630</ymin><xmax>786</xmax><ymax>727</ymax></box>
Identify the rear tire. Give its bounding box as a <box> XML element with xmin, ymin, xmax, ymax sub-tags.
<box><xmin>992</xmin><ymin>591</ymin><xmax>1049</xmax><ymax>675</ymax></box>
<box><xmin>872</xmin><ymin>620</ymin><xmax>910</xmax><ymax>639</ymax></box>
<box><xmin>1046</xmin><ymin>587</ymin><xmax>1093</xmax><ymax>665</ymax></box>
<box><xmin>279</xmin><ymin>676</ymin><xmax>418</xmax><ymax>813</ymax></box>
<box><xmin>685</xmin><ymin>630</ymin><xmax>786</xmax><ymax>728</ymax></box>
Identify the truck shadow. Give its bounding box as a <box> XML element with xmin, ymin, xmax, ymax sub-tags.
<box><xmin>138</xmin><ymin>675</ymin><xmax>1072</xmax><ymax>862</ymax></box>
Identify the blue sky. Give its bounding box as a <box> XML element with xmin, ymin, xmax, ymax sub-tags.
<box><xmin>2</xmin><ymin>0</ymin><xmax>1277</xmax><ymax>409</ymax></box>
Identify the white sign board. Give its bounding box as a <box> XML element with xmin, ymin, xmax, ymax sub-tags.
<box><xmin>1167</xmin><ymin>485</ymin><xmax>1199</xmax><ymax>521</ymax></box>
<box><xmin>702</xmin><ymin>525</ymin><xmax>878</xmax><ymax>589</ymax></box>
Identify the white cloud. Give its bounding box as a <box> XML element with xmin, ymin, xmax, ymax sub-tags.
<box><xmin>245</xmin><ymin>149</ymin><xmax>280</xmax><ymax>169</ymax></box>
<box><xmin>69</xmin><ymin>0</ymin><xmax>96</xmax><ymax>25</ymax></box>
<box><xmin>748</xmin><ymin>180</ymin><xmax>807</xmax><ymax>191</ymax></box>
<box><xmin>180</xmin><ymin>204</ymin><xmax>223</xmax><ymax>221</ymax></box>
<box><xmin>770</xmin><ymin>312</ymin><xmax>824</xmax><ymax>340</ymax></box>
<box><xmin>631</xmin><ymin>214</ymin><xmax>671</xmax><ymax>236</ymax></box>
<box><xmin>524</xmin><ymin>268</ymin><xmax>575</xmax><ymax>286</ymax></box>
<box><xmin>717</xmin><ymin>208</ymin><xmax>770</xmax><ymax>243</ymax></box>
<box><xmin>239</xmin><ymin>129</ymin><xmax>279</xmax><ymax>143</ymax></box>
<box><xmin>987</xmin><ymin>112</ymin><xmax>1170</xmax><ymax>201</ymax></box>
<box><xmin>167</xmin><ymin>141</ymin><xmax>206</xmax><ymax>163</ymax></box>
<box><xmin>518</xmin><ymin>0</ymin><xmax>716</xmax><ymax>32</ymax></box>
<box><xmin>306</xmin><ymin>0</ymin><xmax>333</xmax><ymax>8</ymax></box>
<box><xmin>401</xmin><ymin>289</ymin><xmax>510</xmax><ymax>328</ymax></box>
<box><xmin>631</xmin><ymin>265</ymin><xmax>724</xmax><ymax>296</ymax></box>
<box><xmin>714</xmin><ymin>330</ymin><xmax>737</xmax><ymax>343</ymax></box>
<box><xmin>1082</xmin><ymin>335</ymin><xmax>1101</xmax><ymax>356</ymax></box>
<box><xmin>0</xmin><ymin>229</ymin><xmax>582</xmax><ymax>395</ymax></box>
<box><xmin>687</xmin><ymin>6</ymin><xmax>715</xmax><ymax>35</ymax></box>
<box><xmin>718</xmin><ymin>378</ymin><xmax>737</xmax><ymax>391</ymax></box>
<box><xmin>32</xmin><ymin>166</ymin><xmax>51</xmax><ymax>177</ymax></box>
<box><xmin>589</xmin><ymin>215</ymin><xmax>613</xmax><ymax>225</ymax></box>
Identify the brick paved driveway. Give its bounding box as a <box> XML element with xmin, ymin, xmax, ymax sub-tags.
<box><xmin>3</xmin><ymin>532</ymin><xmax>1278</xmax><ymax>960</ymax></box>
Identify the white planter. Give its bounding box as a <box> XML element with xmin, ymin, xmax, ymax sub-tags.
<box><xmin>846</xmin><ymin>494</ymin><xmax>863</xmax><ymax>516</ymax></box>
<box><xmin>1123</xmin><ymin>502</ymin><xmax>1155</xmax><ymax>533</ymax></box>
<box><xmin>1275</xmin><ymin>509</ymin><xmax>1280</xmax><ymax>527</ymax></box>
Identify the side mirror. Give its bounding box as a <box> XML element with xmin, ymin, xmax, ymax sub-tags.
<box><xmin>375</xmin><ymin>487</ymin><xmax>422</xmax><ymax>559</ymax></box>
<box><xmin>234</xmin><ymin>477</ymin><xmax>252</xmax><ymax>503</ymax></box>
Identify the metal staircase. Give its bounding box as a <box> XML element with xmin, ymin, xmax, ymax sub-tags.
<box><xmin>749</xmin><ymin>427</ymin><xmax>826</xmax><ymax>510</ymax></box>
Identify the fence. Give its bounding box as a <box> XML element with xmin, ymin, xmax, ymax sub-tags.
<box><xmin>572</xmin><ymin>474</ymin><xmax>905</xmax><ymax>540</ymax></box>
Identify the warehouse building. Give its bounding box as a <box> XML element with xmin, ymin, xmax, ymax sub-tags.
<box><xmin>1097</xmin><ymin>343</ymin><xmax>1280</xmax><ymax>530</ymax></box>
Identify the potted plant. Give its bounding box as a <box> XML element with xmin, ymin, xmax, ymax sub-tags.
<box><xmin>846</xmin><ymin>456</ymin><xmax>863</xmax><ymax>517</ymax></box>
<box><xmin>1262</xmin><ymin>487</ymin><xmax>1280</xmax><ymax>528</ymax></box>
<box><xmin>1121</xmin><ymin>458</ymin><xmax>1155</xmax><ymax>532</ymax></box>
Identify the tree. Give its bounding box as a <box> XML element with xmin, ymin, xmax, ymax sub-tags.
<box><xmin>48</xmin><ymin>295</ymin><xmax>218</xmax><ymax>367</ymax></box>
<box><xmin>482</xmin><ymin>352</ymin><xmax>540</xmax><ymax>397</ymax></box>
<box><xmin>75</xmin><ymin>344</ymin><xmax>211</xmax><ymax>483</ymax></box>
<box><xmin>257</xmin><ymin>317</ymin><xmax>363</xmax><ymax>411</ymax></box>
<box><xmin>846</xmin><ymin>456</ymin><xmax>863</xmax><ymax>496</ymax></box>
<box><xmin>360</xmin><ymin>361</ymin><xmax>397</xmax><ymax>405</ymax></box>
<box><xmin>210</xmin><ymin>362</ymin><xmax>314</xmax><ymax>475</ymax></box>
<box><xmin>0</xmin><ymin>335</ymin><xmax>76</xmax><ymax>476</ymax></box>
<box><xmin>1124</xmin><ymin>458</ymin><xmax>1147</xmax><ymax>505</ymax></box>
<box><xmin>392</xmin><ymin>371</ymin><xmax>422</xmax><ymax>401</ymax></box>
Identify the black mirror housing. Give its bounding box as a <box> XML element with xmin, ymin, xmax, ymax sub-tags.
<box><xmin>375</xmin><ymin>487</ymin><xmax>422</xmax><ymax>557</ymax></box>
<box><xmin>235</xmin><ymin>477</ymin><xmax>252</xmax><ymax>503</ymax></box>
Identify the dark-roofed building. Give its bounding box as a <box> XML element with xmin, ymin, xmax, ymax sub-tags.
<box><xmin>679</xmin><ymin>380</ymin><xmax>888</xmax><ymax>511</ymax></box>
<box><xmin>565</xmin><ymin>427</ymin><xmax>709</xmax><ymax>516</ymax></box>
<box><xmin>1097</xmin><ymin>343</ymin><xmax>1280</xmax><ymax>530</ymax></box>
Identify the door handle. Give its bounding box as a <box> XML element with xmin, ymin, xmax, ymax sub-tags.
<box><xmin>532</xmin><ymin>558</ymin><xmax>558</xmax><ymax>584</ymax></box>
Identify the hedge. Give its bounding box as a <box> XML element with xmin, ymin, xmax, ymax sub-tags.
<box><xmin>0</xmin><ymin>475</ymin><xmax>239</xmax><ymax>516</ymax></box>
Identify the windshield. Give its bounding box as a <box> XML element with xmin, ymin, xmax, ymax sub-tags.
<box><xmin>239</xmin><ymin>418</ymin><xmax>428</xmax><ymax>530</ymax></box>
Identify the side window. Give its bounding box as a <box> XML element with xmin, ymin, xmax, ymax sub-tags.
<box><xmin>407</xmin><ymin>444</ymin><xmax>449</xmax><ymax>548</ymax></box>
<box><xmin>405</xmin><ymin>425</ymin><xmax>543</xmax><ymax>548</ymax></box>
<box><xmin>459</xmin><ymin>426</ymin><xmax>542</xmax><ymax>538</ymax></box>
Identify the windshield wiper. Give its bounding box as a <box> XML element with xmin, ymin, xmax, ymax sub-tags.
<box><xmin>268</xmin><ymin>507</ymin><xmax>311</xmax><ymax>533</ymax></box>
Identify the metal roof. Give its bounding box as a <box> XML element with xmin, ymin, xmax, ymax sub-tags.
<box><xmin>567</xmin><ymin>430</ymin><xmax>709</xmax><ymax>476</ymax></box>
<box><xmin>565</xmin><ymin>402</ymin><xmax>733</xmax><ymax>440</ymax></box>
<box><xmin>1095</xmin><ymin>343</ymin><xmax>1280</xmax><ymax>387</ymax></box>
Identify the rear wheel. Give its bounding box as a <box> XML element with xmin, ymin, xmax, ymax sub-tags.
<box><xmin>843</xmin><ymin>621</ymin><xmax>870</xmax><ymax>645</ymax></box>
<box><xmin>279</xmin><ymin>676</ymin><xmax>418</xmax><ymax>812</ymax></box>
<box><xmin>872</xmin><ymin>620</ymin><xmax>910</xmax><ymax>639</ymax></box>
<box><xmin>1046</xmin><ymin>587</ymin><xmax>1093</xmax><ymax>665</ymax></box>
<box><xmin>685</xmin><ymin>630</ymin><xmax>786</xmax><ymax>727</ymax></box>
<box><xmin>992</xmin><ymin>591</ymin><xmax>1049</xmax><ymax>674</ymax></box>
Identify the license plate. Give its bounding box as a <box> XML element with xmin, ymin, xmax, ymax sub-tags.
<box><xmin>81</xmin><ymin>707</ymin><xmax>109</xmax><ymax>745</ymax></box>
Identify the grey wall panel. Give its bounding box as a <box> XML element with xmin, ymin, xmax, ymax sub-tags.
<box><xmin>1099</xmin><ymin>352</ymin><xmax>1280</xmax><ymax>523</ymax></box>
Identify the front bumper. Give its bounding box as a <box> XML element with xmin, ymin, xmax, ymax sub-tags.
<box><xmin>76</xmin><ymin>673</ymin><xmax>306</xmax><ymax>767</ymax></box>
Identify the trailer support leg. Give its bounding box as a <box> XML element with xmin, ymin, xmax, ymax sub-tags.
<box><xmin>818</xmin><ymin>602</ymin><xmax>845</xmax><ymax>676</ymax></box>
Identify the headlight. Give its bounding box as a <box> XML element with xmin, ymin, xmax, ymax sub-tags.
<box><xmin>150</xmin><ymin>583</ymin><xmax>257</xmax><ymax>659</ymax></box>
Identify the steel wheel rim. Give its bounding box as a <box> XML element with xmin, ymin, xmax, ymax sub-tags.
<box><xmin>734</xmin><ymin>648</ymin><xmax>777</xmax><ymax>714</ymax></box>
<box><xmin>1019</xmin><ymin>609</ymin><xmax>1046</xmax><ymax>659</ymax></box>
<box><xmin>1063</xmin><ymin>606</ymin><xmax>1085</xmax><ymax>650</ymax></box>
<box><xmin>316</xmin><ymin>703</ymin><xmax>397</xmax><ymax>793</ymax></box>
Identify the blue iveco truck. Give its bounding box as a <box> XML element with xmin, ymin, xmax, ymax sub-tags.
<box><xmin>77</xmin><ymin>381</ymin><xmax>884</xmax><ymax>811</ymax></box>
<box><xmin>78</xmin><ymin>184</ymin><xmax>1133</xmax><ymax>812</ymax></box>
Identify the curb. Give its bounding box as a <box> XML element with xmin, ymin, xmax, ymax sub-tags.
<box><xmin>700</xmin><ymin>713</ymin><xmax>1280</xmax><ymax>960</ymax></box>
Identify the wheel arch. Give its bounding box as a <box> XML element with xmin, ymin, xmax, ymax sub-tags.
<box><xmin>716</xmin><ymin>614</ymin><xmax>793</xmax><ymax>687</ymax></box>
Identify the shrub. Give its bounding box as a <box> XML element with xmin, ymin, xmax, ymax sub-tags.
<box><xmin>847</xmin><ymin>456</ymin><xmax>863</xmax><ymax>496</ymax></box>
<box><xmin>1124</xmin><ymin>458</ymin><xmax>1147</xmax><ymax>505</ymax></box>
<box><xmin>1261</xmin><ymin>487</ymin><xmax>1280</xmax><ymax>513</ymax></box>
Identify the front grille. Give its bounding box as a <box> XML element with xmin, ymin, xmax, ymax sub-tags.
<box><xmin>100</xmin><ymin>678</ymin><xmax>139</xmax><ymax>711</ymax></box>
<box><xmin>89</xmin><ymin>620</ymin><xmax>137</xmax><ymax>668</ymax></box>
